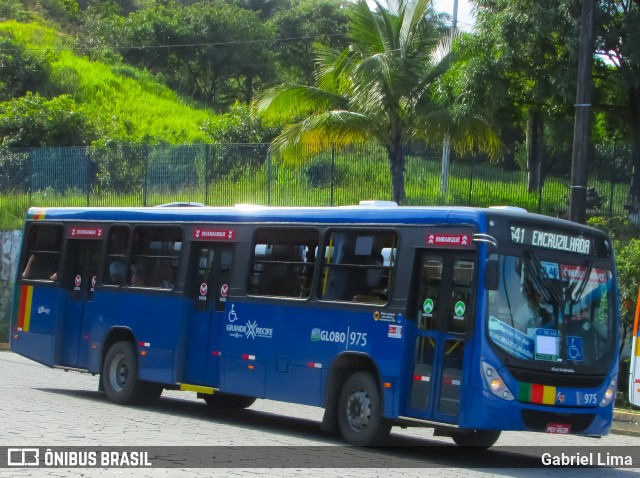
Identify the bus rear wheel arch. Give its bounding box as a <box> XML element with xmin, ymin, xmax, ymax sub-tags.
<box><xmin>102</xmin><ymin>340</ymin><xmax>162</xmax><ymax>405</ymax></box>
<box><xmin>337</xmin><ymin>371</ymin><xmax>391</xmax><ymax>446</ymax></box>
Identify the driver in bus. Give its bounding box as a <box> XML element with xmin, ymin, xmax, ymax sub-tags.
<box><xmin>513</xmin><ymin>283</ymin><xmax>553</xmax><ymax>331</ymax></box>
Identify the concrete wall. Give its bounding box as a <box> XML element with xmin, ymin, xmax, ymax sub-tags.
<box><xmin>0</xmin><ymin>230</ymin><xmax>22</xmax><ymax>343</ymax></box>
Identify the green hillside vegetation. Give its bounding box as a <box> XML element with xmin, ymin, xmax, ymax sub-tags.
<box><xmin>0</xmin><ymin>20</ymin><xmax>215</xmax><ymax>145</ymax></box>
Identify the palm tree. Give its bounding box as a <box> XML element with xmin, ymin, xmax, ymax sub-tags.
<box><xmin>255</xmin><ymin>0</ymin><xmax>499</xmax><ymax>203</ymax></box>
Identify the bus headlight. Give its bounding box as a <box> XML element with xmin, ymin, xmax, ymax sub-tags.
<box><xmin>599</xmin><ymin>376</ymin><xmax>617</xmax><ymax>407</ymax></box>
<box><xmin>481</xmin><ymin>361</ymin><xmax>514</xmax><ymax>401</ymax></box>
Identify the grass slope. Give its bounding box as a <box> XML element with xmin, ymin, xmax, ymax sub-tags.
<box><xmin>0</xmin><ymin>20</ymin><xmax>214</xmax><ymax>144</ymax></box>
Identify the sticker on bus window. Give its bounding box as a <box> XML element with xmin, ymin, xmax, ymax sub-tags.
<box><xmin>535</xmin><ymin>329</ymin><xmax>560</xmax><ymax>362</ymax></box>
<box><xmin>560</xmin><ymin>265</ymin><xmax>607</xmax><ymax>283</ymax></box>
<box><xmin>567</xmin><ymin>336</ymin><xmax>583</xmax><ymax>361</ymax></box>
<box><xmin>423</xmin><ymin>298</ymin><xmax>434</xmax><ymax>314</ymax></box>
<box><xmin>540</xmin><ymin>261</ymin><xmax>560</xmax><ymax>280</ymax></box>
<box><xmin>454</xmin><ymin>301</ymin><xmax>466</xmax><ymax>318</ymax></box>
<box><xmin>488</xmin><ymin>317</ymin><xmax>535</xmax><ymax>360</ymax></box>
<box><xmin>199</xmin><ymin>282</ymin><xmax>208</xmax><ymax>301</ymax></box>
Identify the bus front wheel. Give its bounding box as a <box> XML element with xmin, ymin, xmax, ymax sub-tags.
<box><xmin>102</xmin><ymin>341</ymin><xmax>162</xmax><ymax>405</ymax></box>
<box><xmin>337</xmin><ymin>371</ymin><xmax>391</xmax><ymax>446</ymax></box>
<box><xmin>451</xmin><ymin>429</ymin><xmax>501</xmax><ymax>448</ymax></box>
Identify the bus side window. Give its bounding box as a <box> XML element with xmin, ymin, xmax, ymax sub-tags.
<box><xmin>449</xmin><ymin>260</ymin><xmax>474</xmax><ymax>333</ymax></box>
<box><xmin>103</xmin><ymin>226</ymin><xmax>129</xmax><ymax>285</ymax></box>
<box><xmin>21</xmin><ymin>224</ymin><xmax>62</xmax><ymax>282</ymax></box>
<box><xmin>319</xmin><ymin>230</ymin><xmax>397</xmax><ymax>304</ymax></box>
<box><xmin>248</xmin><ymin>228</ymin><xmax>318</xmax><ymax>299</ymax></box>
<box><xmin>128</xmin><ymin>226</ymin><xmax>182</xmax><ymax>290</ymax></box>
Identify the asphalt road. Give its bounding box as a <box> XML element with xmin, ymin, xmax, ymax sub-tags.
<box><xmin>0</xmin><ymin>351</ymin><xmax>638</xmax><ymax>477</ymax></box>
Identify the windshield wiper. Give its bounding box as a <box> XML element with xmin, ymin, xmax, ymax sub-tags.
<box><xmin>523</xmin><ymin>251</ymin><xmax>562</xmax><ymax>306</ymax></box>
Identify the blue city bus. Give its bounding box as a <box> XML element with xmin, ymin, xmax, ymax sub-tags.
<box><xmin>10</xmin><ymin>203</ymin><xmax>619</xmax><ymax>447</ymax></box>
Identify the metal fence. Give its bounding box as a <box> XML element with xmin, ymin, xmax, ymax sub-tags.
<box><xmin>0</xmin><ymin>143</ymin><xmax>632</xmax><ymax>228</ymax></box>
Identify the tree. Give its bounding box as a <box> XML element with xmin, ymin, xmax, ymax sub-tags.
<box><xmin>588</xmin><ymin>216</ymin><xmax>640</xmax><ymax>358</ymax></box>
<box><xmin>109</xmin><ymin>1</ymin><xmax>275</xmax><ymax>108</ymax></box>
<box><xmin>595</xmin><ymin>0</ymin><xmax>640</xmax><ymax>210</ymax></box>
<box><xmin>269</xmin><ymin>0</ymin><xmax>349</xmax><ymax>84</ymax></box>
<box><xmin>0</xmin><ymin>36</ymin><xmax>50</xmax><ymax>101</ymax></box>
<box><xmin>0</xmin><ymin>93</ymin><xmax>95</xmax><ymax>147</ymax></box>
<box><xmin>256</xmin><ymin>0</ymin><xmax>499</xmax><ymax>203</ymax></box>
<box><xmin>455</xmin><ymin>0</ymin><xmax>579</xmax><ymax>191</ymax></box>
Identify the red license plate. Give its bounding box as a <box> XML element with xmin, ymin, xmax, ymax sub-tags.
<box><xmin>546</xmin><ymin>423</ymin><xmax>571</xmax><ymax>434</ymax></box>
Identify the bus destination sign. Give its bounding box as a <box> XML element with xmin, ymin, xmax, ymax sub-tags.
<box><xmin>510</xmin><ymin>225</ymin><xmax>594</xmax><ymax>255</ymax></box>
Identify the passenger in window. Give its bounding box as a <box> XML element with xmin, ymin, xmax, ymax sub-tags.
<box><xmin>130</xmin><ymin>261</ymin><xmax>147</xmax><ymax>286</ymax></box>
<box><xmin>156</xmin><ymin>262</ymin><xmax>176</xmax><ymax>289</ymax></box>
<box><xmin>109</xmin><ymin>260</ymin><xmax>125</xmax><ymax>284</ymax></box>
<box><xmin>22</xmin><ymin>254</ymin><xmax>58</xmax><ymax>281</ymax></box>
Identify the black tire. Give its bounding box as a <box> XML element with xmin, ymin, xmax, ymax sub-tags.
<box><xmin>337</xmin><ymin>371</ymin><xmax>391</xmax><ymax>446</ymax></box>
<box><xmin>102</xmin><ymin>341</ymin><xmax>162</xmax><ymax>405</ymax></box>
<box><xmin>203</xmin><ymin>393</ymin><xmax>256</xmax><ymax>409</ymax></box>
<box><xmin>451</xmin><ymin>429</ymin><xmax>501</xmax><ymax>448</ymax></box>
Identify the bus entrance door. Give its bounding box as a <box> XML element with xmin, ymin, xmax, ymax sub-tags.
<box><xmin>408</xmin><ymin>250</ymin><xmax>475</xmax><ymax>423</ymax></box>
<box><xmin>185</xmin><ymin>243</ymin><xmax>234</xmax><ymax>386</ymax></box>
<box><xmin>59</xmin><ymin>239</ymin><xmax>101</xmax><ymax>368</ymax></box>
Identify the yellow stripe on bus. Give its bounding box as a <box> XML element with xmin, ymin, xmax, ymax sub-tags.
<box><xmin>22</xmin><ymin>286</ymin><xmax>33</xmax><ymax>332</ymax></box>
<box><xmin>636</xmin><ymin>337</ymin><xmax>640</xmax><ymax>357</ymax></box>
<box><xmin>179</xmin><ymin>383</ymin><xmax>214</xmax><ymax>395</ymax></box>
<box><xmin>542</xmin><ymin>385</ymin><xmax>556</xmax><ymax>405</ymax></box>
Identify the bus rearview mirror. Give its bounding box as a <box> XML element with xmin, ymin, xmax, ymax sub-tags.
<box><xmin>485</xmin><ymin>259</ymin><xmax>499</xmax><ymax>291</ymax></box>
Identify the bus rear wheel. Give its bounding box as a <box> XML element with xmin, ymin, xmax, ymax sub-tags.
<box><xmin>451</xmin><ymin>429</ymin><xmax>501</xmax><ymax>448</ymax></box>
<box><xmin>102</xmin><ymin>341</ymin><xmax>162</xmax><ymax>405</ymax></box>
<box><xmin>337</xmin><ymin>371</ymin><xmax>391</xmax><ymax>446</ymax></box>
<box><xmin>203</xmin><ymin>393</ymin><xmax>256</xmax><ymax>409</ymax></box>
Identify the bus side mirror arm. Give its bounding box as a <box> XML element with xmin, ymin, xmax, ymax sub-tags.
<box><xmin>485</xmin><ymin>259</ymin><xmax>499</xmax><ymax>291</ymax></box>
<box><xmin>473</xmin><ymin>234</ymin><xmax>499</xmax><ymax>290</ymax></box>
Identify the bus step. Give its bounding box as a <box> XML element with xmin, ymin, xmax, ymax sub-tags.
<box><xmin>179</xmin><ymin>383</ymin><xmax>217</xmax><ymax>395</ymax></box>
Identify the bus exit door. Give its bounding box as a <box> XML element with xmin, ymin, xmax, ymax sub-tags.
<box><xmin>184</xmin><ymin>243</ymin><xmax>234</xmax><ymax>386</ymax></box>
<box><xmin>408</xmin><ymin>250</ymin><xmax>476</xmax><ymax>423</ymax></box>
<box><xmin>60</xmin><ymin>239</ymin><xmax>101</xmax><ymax>368</ymax></box>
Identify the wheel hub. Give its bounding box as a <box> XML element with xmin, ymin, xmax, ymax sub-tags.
<box><xmin>109</xmin><ymin>353</ymin><xmax>128</xmax><ymax>392</ymax></box>
<box><xmin>346</xmin><ymin>390</ymin><xmax>372</xmax><ymax>431</ymax></box>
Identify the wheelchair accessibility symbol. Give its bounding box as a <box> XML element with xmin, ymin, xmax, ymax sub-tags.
<box><xmin>567</xmin><ymin>336</ymin><xmax>583</xmax><ymax>361</ymax></box>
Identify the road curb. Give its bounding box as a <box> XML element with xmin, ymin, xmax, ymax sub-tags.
<box><xmin>611</xmin><ymin>409</ymin><xmax>640</xmax><ymax>437</ymax></box>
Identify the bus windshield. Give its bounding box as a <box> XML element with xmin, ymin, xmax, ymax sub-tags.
<box><xmin>487</xmin><ymin>252</ymin><xmax>615</xmax><ymax>369</ymax></box>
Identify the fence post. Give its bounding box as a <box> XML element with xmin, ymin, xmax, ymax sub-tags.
<box><xmin>330</xmin><ymin>143</ymin><xmax>335</xmax><ymax>207</ymax></box>
<box><xmin>143</xmin><ymin>146</ymin><xmax>149</xmax><ymax>207</ymax></box>
<box><xmin>609</xmin><ymin>179</ymin><xmax>614</xmax><ymax>217</ymax></box>
<box><xmin>267</xmin><ymin>150</ymin><xmax>272</xmax><ymax>206</ymax></box>
<box><xmin>537</xmin><ymin>182</ymin><xmax>543</xmax><ymax>214</ymax></box>
<box><xmin>467</xmin><ymin>162</ymin><xmax>474</xmax><ymax>205</ymax></box>
<box><xmin>28</xmin><ymin>148</ymin><xmax>33</xmax><ymax>207</ymax></box>
<box><xmin>205</xmin><ymin>144</ymin><xmax>210</xmax><ymax>206</ymax></box>
<box><xmin>85</xmin><ymin>147</ymin><xmax>90</xmax><ymax>207</ymax></box>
